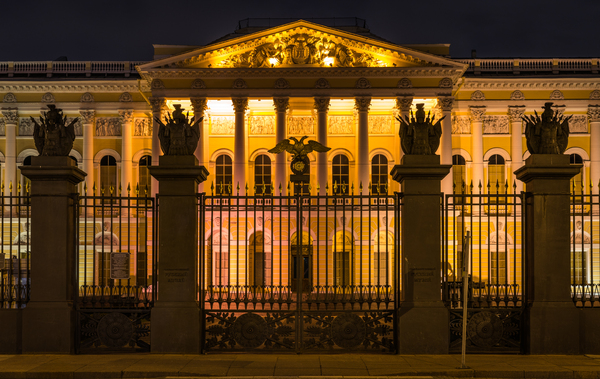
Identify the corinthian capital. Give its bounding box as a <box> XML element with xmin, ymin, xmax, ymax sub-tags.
<box><xmin>118</xmin><ymin>109</ymin><xmax>134</xmax><ymax>124</ymax></box>
<box><xmin>437</xmin><ymin>96</ymin><xmax>454</xmax><ymax>112</ymax></box>
<box><xmin>588</xmin><ymin>105</ymin><xmax>600</xmax><ymax>122</ymax></box>
<box><xmin>231</xmin><ymin>97</ymin><xmax>248</xmax><ymax>113</ymax></box>
<box><xmin>469</xmin><ymin>105</ymin><xmax>486</xmax><ymax>122</ymax></box>
<box><xmin>149</xmin><ymin>97</ymin><xmax>166</xmax><ymax>113</ymax></box>
<box><xmin>508</xmin><ymin>106</ymin><xmax>526</xmax><ymax>122</ymax></box>
<box><xmin>273</xmin><ymin>97</ymin><xmax>290</xmax><ymax>113</ymax></box>
<box><xmin>190</xmin><ymin>97</ymin><xmax>208</xmax><ymax>117</ymax></box>
<box><xmin>79</xmin><ymin>109</ymin><xmax>96</xmax><ymax>124</ymax></box>
<box><xmin>1</xmin><ymin>108</ymin><xmax>18</xmax><ymax>123</ymax></box>
<box><xmin>313</xmin><ymin>97</ymin><xmax>330</xmax><ymax>113</ymax></box>
<box><xmin>395</xmin><ymin>96</ymin><xmax>413</xmax><ymax>112</ymax></box>
<box><xmin>354</xmin><ymin>96</ymin><xmax>371</xmax><ymax>112</ymax></box>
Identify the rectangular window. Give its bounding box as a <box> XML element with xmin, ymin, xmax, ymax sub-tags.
<box><xmin>335</xmin><ymin>251</ymin><xmax>351</xmax><ymax>286</ymax></box>
<box><xmin>571</xmin><ymin>250</ymin><xmax>587</xmax><ymax>285</ymax></box>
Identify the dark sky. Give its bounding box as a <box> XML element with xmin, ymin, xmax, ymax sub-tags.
<box><xmin>3</xmin><ymin>0</ymin><xmax>599</xmax><ymax>61</ymax></box>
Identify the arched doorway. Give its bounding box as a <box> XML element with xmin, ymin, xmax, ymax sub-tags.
<box><xmin>290</xmin><ymin>231</ymin><xmax>313</xmax><ymax>293</ymax></box>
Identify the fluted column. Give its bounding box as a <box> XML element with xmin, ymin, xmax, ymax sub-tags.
<box><xmin>79</xmin><ymin>109</ymin><xmax>95</xmax><ymax>192</ymax></box>
<box><xmin>191</xmin><ymin>97</ymin><xmax>208</xmax><ymax>192</ymax></box>
<box><xmin>232</xmin><ymin>97</ymin><xmax>248</xmax><ymax>194</ymax></box>
<box><xmin>273</xmin><ymin>97</ymin><xmax>289</xmax><ymax>194</ymax></box>
<box><xmin>509</xmin><ymin>106</ymin><xmax>526</xmax><ymax>193</ymax></box>
<box><xmin>119</xmin><ymin>109</ymin><xmax>133</xmax><ymax>196</ymax></box>
<box><xmin>314</xmin><ymin>97</ymin><xmax>330</xmax><ymax>195</ymax></box>
<box><xmin>2</xmin><ymin>108</ymin><xmax>18</xmax><ymax>196</ymax></box>
<box><xmin>355</xmin><ymin>97</ymin><xmax>371</xmax><ymax>194</ymax></box>
<box><xmin>438</xmin><ymin>97</ymin><xmax>454</xmax><ymax>194</ymax></box>
<box><xmin>589</xmin><ymin>105</ymin><xmax>600</xmax><ymax>193</ymax></box>
<box><xmin>149</xmin><ymin>97</ymin><xmax>166</xmax><ymax>198</ymax></box>
<box><xmin>470</xmin><ymin>106</ymin><xmax>486</xmax><ymax>192</ymax></box>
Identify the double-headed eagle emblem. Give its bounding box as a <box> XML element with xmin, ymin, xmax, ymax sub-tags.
<box><xmin>268</xmin><ymin>136</ymin><xmax>330</xmax><ymax>175</ymax></box>
<box><xmin>523</xmin><ymin>102</ymin><xmax>571</xmax><ymax>154</ymax></box>
<box><xmin>31</xmin><ymin>105</ymin><xmax>77</xmax><ymax>156</ymax></box>
<box><xmin>155</xmin><ymin>104</ymin><xmax>201</xmax><ymax>155</ymax></box>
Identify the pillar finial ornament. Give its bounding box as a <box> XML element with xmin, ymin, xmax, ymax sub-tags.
<box><xmin>508</xmin><ymin>106</ymin><xmax>526</xmax><ymax>122</ymax></box>
<box><xmin>437</xmin><ymin>96</ymin><xmax>454</xmax><ymax>112</ymax></box>
<box><xmin>522</xmin><ymin>102</ymin><xmax>571</xmax><ymax>154</ymax></box>
<box><xmin>395</xmin><ymin>97</ymin><xmax>413</xmax><ymax>112</ymax></box>
<box><xmin>396</xmin><ymin>103</ymin><xmax>444</xmax><ymax>155</ymax></box>
<box><xmin>149</xmin><ymin>97</ymin><xmax>167</xmax><ymax>114</ymax></box>
<box><xmin>469</xmin><ymin>105</ymin><xmax>487</xmax><ymax>121</ymax></box>
<box><xmin>118</xmin><ymin>109</ymin><xmax>134</xmax><ymax>124</ymax></box>
<box><xmin>1</xmin><ymin>107</ymin><xmax>18</xmax><ymax>123</ymax></box>
<box><xmin>154</xmin><ymin>104</ymin><xmax>201</xmax><ymax>155</ymax></box>
<box><xmin>273</xmin><ymin>97</ymin><xmax>290</xmax><ymax>113</ymax></box>
<box><xmin>313</xmin><ymin>97</ymin><xmax>330</xmax><ymax>113</ymax></box>
<box><xmin>79</xmin><ymin>109</ymin><xmax>96</xmax><ymax>124</ymax></box>
<box><xmin>231</xmin><ymin>97</ymin><xmax>248</xmax><ymax>113</ymax></box>
<box><xmin>31</xmin><ymin>105</ymin><xmax>77</xmax><ymax>156</ymax></box>
<box><xmin>588</xmin><ymin>105</ymin><xmax>600</xmax><ymax>122</ymax></box>
<box><xmin>190</xmin><ymin>97</ymin><xmax>208</xmax><ymax>118</ymax></box>
<box><xmin>354</xmin><ymin>97</ymin><xmax>371</xmax><ymax>112</ymax></box>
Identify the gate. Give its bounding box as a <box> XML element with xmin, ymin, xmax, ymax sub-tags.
<box><xmin>444</xmin><ymin>186</ymin><xmax>526</xmax><ymax>353</ymax></box>
<box><xmin>75</xmin><ymin>190</ymin><xmax>157</xmax><ymax>353</ymax></box>
<box><xmin>200</xmin><ymin>189</ymin><xmax>400</xmax><ymax>353</ymax></box>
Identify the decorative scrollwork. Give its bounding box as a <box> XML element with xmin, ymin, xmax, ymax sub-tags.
<box><xmin>397</xmin><ymin>78</ymin><xmax>412</xmax><ymax>88</ymax></box>
<box><xmin>274</xmin><ymin>78</ymin><xmax>290</xmax><ymax>89</ymax></box>
<box><xmin>78</xmin><ymin>311</ymin><xmax>150</xmax><ymax>352</ymax></box>
<box><xmin>467</xmin><ymin>311</ymin><xmax>503</xmax><ymax>348</ymax></box>
<box><xmin>449</xmin><ymin>309</ymin><xmax>522</xmax><ymax>353</ymax></box>
<box><xmin>331</xmin><ymin>313</ymin><xmax>366</xmax><ymax>349</ymax></box>
<box><xmin>97</xmin><ymin>313</ymin><xmax>134</xmax><ymax>348</ymax></box>
<box><xmin>232</xmin><ymin>313</ymin><xmax>268</xmax><ymax>348</ymax></box>
<box><xmin>191</xmin><ymin>79</ymin><xmax>206</xmax><ymax>89</ymax></box>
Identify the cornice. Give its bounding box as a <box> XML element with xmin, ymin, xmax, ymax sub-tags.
<box><xmin>461</xmin><ymin>78</ymin><xmax>600</xmax><ymax>90</ymax></box>
<box><xmin>0</xmin><ymin>81</ymin><xmax>140</xmax><ymax>93</ymax></box>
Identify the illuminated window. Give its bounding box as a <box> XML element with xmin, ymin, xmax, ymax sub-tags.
<box><xmin>570</xmin><ymin>154</ymin><xmax>583</xmax><ymax>194</ymax></box>
<box><xmin>100</xmin><ymin>155</ymin><xmax>117</xmax><ymax>197</ymax></box>
<box><xmin>254</xmin><ymin>155</ymin><xmax>272</xmax><ymax>195</ymax></box>
<box><xmin>215</xmin><ymin>155</ymin><xmax>232</xmax><ymax>194</ymax></box>
<box><xmin>488</xmin><ymin>154</ymin><xmax>505</xmax><ymax>194</ymax></box>
<box><xmin>332</xmin><ymin>154</ymin><xmax>349</xmax><ymax>195</ymax></box>
<box><xmin>452</xmin><ymin>155</ymin><xmax>466</xmax><ymax>194</ymax></box>
<box><xmin>334</xmin><ymin>231</ymin><xmax>353</xmax><ymax>286</ymax></box>
<box><xmin>138</xmin><ymin>155</ymin><xmax>152</xmax><ymax>196</ymax></box>
<box><xmin>371</xmin><ymin>154</ymin><xmax>388</xmax><ymax>194</ymax></box>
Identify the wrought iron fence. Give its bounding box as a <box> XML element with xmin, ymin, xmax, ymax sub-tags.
<box><xmin>0</xmin><ymin>186</ymin><xmax>31</xmax><ymax>309</ymax></box>
<box><xmin>570</xmin><ymin>191</ymin><xmax>600</xmax><ymax>307</ymax></box>
<box><xmin>75</xmin><ymin>187</ymin><xmax>156</xmax><ymax>352</ymax></box>
<box><xmin>199</xmin><ymin>185</ymin><xmax>399</xmax><ymax>352</ymax></box>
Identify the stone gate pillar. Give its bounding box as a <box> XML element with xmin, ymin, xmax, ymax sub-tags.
<box><xmin>391</xmin><ymin>155</ymin><xmax>451</xmax><ymax>353</ymax></box>
<box><xmin>20</xmin><ymin>156</ymin><xmax>86</xmax><ymax>353</ymax></box>
<box><xmin>149</xmin><ymin>155</ymin><xmax>208</xmax><ymax>353</ymax></box>
<box><xmin>515</xmin><ymin>154</ymin><xmax>581</xmax><ymax>354</ymax></box>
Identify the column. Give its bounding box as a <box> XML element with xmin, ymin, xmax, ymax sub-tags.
<box><xmin>589</xmin><ymin>105</ymin><xmax>600</xmax><ymax>192</ymax></box>
<box><xmin>273</xmin><ymin>97</ymin><xmax>289</xmax><ymax>194</ymax></box>
<box><xmin>515</xmin><ymin>155</ymin><xmax>581</xmax><ymax>353</ymax></box>
<box><xmin>2</xmin><ymin>108</ymin><xmax>18</xmax><ymax>196</ymax></box>
<box><xmin>355</xmin><ymin>97</ymin><xmax>371</xmax><ymax>194</ymax></box>
<box><xmin>232</xmin><ymin>97</ymin><xmax>248</xmax><ymax>194</ymax></box>
<box><xmin>314</xmin><ymin>97</ymin><xmax>330</xmax><ymax>195</ymax></box>
<box><xmin>391</xmin><ymin>155</ymin><xmax>451</xmax><ymax>353</ymax></box>
<box><xmin>191</xmin><ymin>97</ymin><xmax>208</xmax><ymax>192</ymax></box>
<box><xmin>149</xmin><ymin>97</ymin><xmax>166</xmax><ymax>198</ymax></box>
<box><xmin>509</xmin><ymin>106</ymin><xmax>526</xmax><ymax>193</ymax></box>
<box><xmin>149</xmin><ymin>155</ymin><xmax>209</xmax><ymax>353</ymax></box>
<box><xmin>470</xmin><ymin>106</ymin><xmax>486</xmax><ymax>192</ymax></box>
<box><xmin>21</xmin><ymin>157</ymin><xmax>86</xmax><ymax>352</ymax></box>
<box><xmin>79</xmin><ymin>110</ymin><xmax>95</xmax><ymax>192</ymax></box>
<box><xmin>119</xmin><ymin>109</ymin><xmax>133</xmax><ymax>196</ymax></box>
<box><xmin>438</xmin><ymin>97</ymin><xmax>454</xmax><ymax>194</ymax></box>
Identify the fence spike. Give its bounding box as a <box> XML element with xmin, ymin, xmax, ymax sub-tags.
<box><xmin>144</xmin><ymin>184</ymin><xmax>149</xmax><ymax>197</ymax></box>
<box><xmin>278</xmin><ymin>183</ymin><xmax>282</xmax><ymax>195</ymax></box>
<box><xmin>118</xmin><ymin>184</ymin><xmax>122</xmax><ymax>194</ymax></box>
<box><xmin>127</xmin><ymin>183</ymin><xmax>131</xmax><ymax>195</ymax></box>
<box><xmin>325</xmin><ymin>182</ymin><xmax>329</xmax><ymax>195</ymax></box>
<box><xmin>253</xmin><ymin>183</ymin><xmax>257</xmax><ymax>195</ymax></box>
<box><xmin>135</xmin><ymin>183</ymin><xmax>139</xmax><ymax>196</ymax></box>
<box><xmin>9</xmin><ymin>181</ymin><xmax>13</xmax><ymax>193</ymax></box>
<box><xmin>26</xmin><ymin>181</ymin><xmax>30</xmax><ymax>195</ymax></box>
<box><xmin>513</xmin><ymin>180</ymin><xmax>517</xmax><ymax>192</ymax></box>
<box><xmin>227</xmin><ymin>182</ymin><xmax>232</xmax><ymax>195</ymax></box>
<box><xmin>384</xmin><ymin>182</ymin><xmax>388</xmax><ymax>194</ymax></box>
<box><xmin>317</xmin><ymin>182</ymin><xmax>320</xmax><ymax>192</ymax></box>
<box><xmin>1</xmin><ymin>182</ymin><xmax>4</xmax><ymax>195</ymax></box>
<box><xmin>17</xmin><ymin>182</ymin><xmax>21</xmax><ymax>194</ymax></box>
<box><xmin>478</xmin><ymin>180</ymin><xmax>482</xmax><ymax>194</ymax></box>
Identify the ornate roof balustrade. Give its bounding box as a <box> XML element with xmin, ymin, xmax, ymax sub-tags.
<box><xmin>457</xmin><ymin>58</ymin><xmax>599</xmax><ymax>75</ymax></box>
<box><xmin>0</xmin><ymin>61</ymin><xmax>147</xmax><ymax>78</ymax></box>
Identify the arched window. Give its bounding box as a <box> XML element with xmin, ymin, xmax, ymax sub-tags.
<box><xmin>570</xmin><ymin>154</ymin><xmax>583</xmax><ymax>194</ymax></box>
<box><xmin>452</xmin><ymin>155</ymin><xmax>467</xmax><ymax>194</ymax></box>
<box><xmin>333</xmin><ymin>231</ymin><xmax>353</xmax><ymax>286</ymax></box>
<box><xmin>100</xmin><ymin>155</ymin><xmax>117</xmax><ymax>197</ymax></box>
<box><xmin>332</xmin><ymin>154</ymin><xmax>349</xmax><ymax>195</ymax></box>
<box><xmin>248</xmin><ymin>232</ymin><xmax>271</xmax><ymax>287</ymax></box>
<box><xmin>371</xmin><ymin>154</ymin><xmax>388</xmax><ymax>194</ymax></box>
<box><xmin>138</xmin><ymin>155</ymin><xmax>152</xmax><ymax>196</ymax></box>
<box><xmin>215</xmin><ymin>155</ymin><xmax>233</xmax><ymax>194</ymax></box>
<box><xmin>254</xmin><ymin>155</ymin><xmax>272</xmax><ymax>195</ymax></box>
<box><xmin>488</xmin><ymin>154</ymin><xmax>505</xmax><ymax>194</ymax></box>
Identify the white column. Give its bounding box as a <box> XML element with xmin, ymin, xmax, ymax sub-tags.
<box><xmin>314</xmin><ymin>97</ymin><xmax>330</xmax><ymax>195</ymax></box>
<box><xmin>79</xmin><ymin>109</ymin><xmax>95</xmax><ymax>192</ymax></box>
<box><xmin>273</xmin><ymin>97</ymin><xmax>289</xmax><ymax>194</ymax></box>
<box><xmin>355</xmin><ymin>97</ymin><xmax>371</xmax><ymax>194</ymax></box>
<box><xmin>470</xmin><ymin>106</ymin><xmax>486</xmax><ymax>193</ymax></box>
<box><xmin>149</xmin><ymin>97</ymin><xmax>166</xmax><ymax>198</ymax></box>
<box><xmin>509</xmin><ymin>106</ymin><xmax>526</xmax><ymax>193</ymax></box>
<box><xmin>191</xmin><ymin>97</ymin><xmax>208</xmax><ymax>192</ymax></box>
<box><xmin>438</xmin><ymin>97</ymin><xmax>454</xmax><ymax>195</ymax></box>
<box><xmin>119</xmin><ymin>109</ymin><xmax>133</xmax><ymax>196</ymax></box>
<box><xmin>2</xmin><ymin>108</ymin><xmax>18</xmax><ymax>196</ymax></box>
<box><xmin>589</xmin><ymin>106</ymin><xmax>600</xmax><ymax>193</ymax></box>
<box><xmin>232</xmin><ymin>97</ymin><xmax>248</xmax><ymax>195</ymax></box>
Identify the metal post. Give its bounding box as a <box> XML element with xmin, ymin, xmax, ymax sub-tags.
<box><xmin>460</xmin><ymin>231</ymin><xmax>471</xmax><ymax>369</ymax></box>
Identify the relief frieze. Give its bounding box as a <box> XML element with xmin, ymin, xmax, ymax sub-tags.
<box><xmin>210</xmin><ymin>116</ymin><xmax>235</xmax><ymax>135</ymax></box>
<box><xmin>570</xmin><ymin>115</ymin><xmax>588</xmax><ymax>133</ymax></box>
<box><xmin>328</xmin><ymin>116</ymin><xmax>354</xmax><ymax>134</ymax></box>
<box><xmin>483</xmin><ymin>116</ymin><xmax>509</xmax><ymax>134</ymax></box>
<box><xmin>0</xmin><ymin>118</ymin><xmax>5</xmax><ymax>136</ymax></box>
<box><xmin>368</xmin><ymin>115</ymin><xmax>393</xmax><ymax>134</ymax></box>
<box><xmin>96</xmin><ymin>117</ymin><xmax>121</xmax><ymax>136</ymax></box>
<box><xmin>18</xmin><ymin>117</ymin><xmax>34</xmax><ymax>136</ymax></box>
<box><xmin>452</xmin><ymin>116</ymin><xmax>471</xmax><ymax>134</ymax></box>
<box><xmin>134</xmin><ymin>118</ymin><xmax>152</xmax><ymax>137</ymax></box>
<box><xmin>249</xmin><ymin>115</ymin><xmax>275</xmax><ymax>135</ymax></box>
<box><xmin>287</xmin><ymin>116</ymin><xmax>314</xmax><ymax>135</ymax></box>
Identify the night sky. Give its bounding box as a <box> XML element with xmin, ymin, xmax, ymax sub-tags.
<box><xmin>3</xmin><ymin>0</ymin><xmax>599</xmax><ymax>61</ymax></box>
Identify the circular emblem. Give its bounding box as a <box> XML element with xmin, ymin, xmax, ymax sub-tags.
<box><xmin>331</xmin><ymin>313</ymin><xmax>366</xmax><ymax>349</ymax></box>
<box><xmin>291</xmin><ymin>155</ymin><xmax>310</xmax><ymax>175</ymax></box>
<box><xmin>232</xmin><ymin>313</ymin><xmax>267</xmax><ymax>348</ymax></box>
<box><xmin>293</xmin><ymin>161</ymin><xmax>305</xmax><ymax>172</ymax></box>
<box><xmin>97</xmin><ymin>313</ymin><xmax>134</xmax><ymax>348</ymax></box>
<box><xmin>467</xmin><ymin>311</ymin><xmax>503</xmax><ymax>348</ymax></box>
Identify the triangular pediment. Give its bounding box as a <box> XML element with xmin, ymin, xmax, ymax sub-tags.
<box><xmin>139</xmin><ymin>20</ymin><xmax>466</xmax><ymax>72</ymax></box>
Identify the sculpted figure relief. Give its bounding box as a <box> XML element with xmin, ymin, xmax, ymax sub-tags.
<box><xmin>522</xmin><ymin>102</ymin><xmax>571</xmax><ymax>154</ymax></box>
<box><xmin>396</xmin><ymin>103</ymin><xmax>444</xmax><ymax>155</ymax></box>
<box><xmin>30</xmin><ymin>105</ymin><xmax>77</xmax><ymax>156</ymax></box>
<box><xmin>155</xmin><ymin>104</ymin><xmax>201</xmax><ymax>155</ymax></box>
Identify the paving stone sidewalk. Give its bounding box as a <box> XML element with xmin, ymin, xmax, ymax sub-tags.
<box><xmin>0</xmin><ymin>354</ymin><xmax>599</xmax><ymax>379</ymax></box>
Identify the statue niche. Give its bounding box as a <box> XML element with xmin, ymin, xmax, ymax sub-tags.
<box><xmin>30</xmin><ymin>105</ymin><xmax>77</xmax><ymax>156</ymax></box>
<box><xmin>522</xmin><ymin>102</ymin><xmax>571</xmax><ymax>154</ymax></box>
<box><xmin>396</xmin><ymin>103</ymin><xmax>444</xmax><ymax>155</ymax></box>
<box><xmin>155</xmin><ymin>104</ymin><xmax>201</xmax><ymax>155</ymax></box>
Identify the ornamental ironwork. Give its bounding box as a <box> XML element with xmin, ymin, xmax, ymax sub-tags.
<box><xmin>78</xmin><ymin>311</ymin><xmax>151</xmax><ymax>352</ymax></box>
<box><xmin>523</xmin><ymin>102</ymin><xmax>571</xmax><ymax>154</ymax></box>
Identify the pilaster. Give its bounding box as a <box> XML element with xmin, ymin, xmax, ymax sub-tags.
<box><xmin>79</xmin><ymin>109</ymin><xmax>95</xmax><ymax>192</ymax></box>
<box><xmin>118</xmin><ymin>109</ymin><xmax>133</xmax><ymax>196</ymax></box>
<box><xmin>314</xmin><ymin>97</ymin><xmax>330</xmax><ymax>194</ymax></box>
<box><xmin>355</xmin><ymin>96</ymin><xmax>371</xmax><ymax>194</ymax></box>
<box><xmin>509</xmin><ymin>106</ymin><xmax>526</xmax><ymax>193</ymax></box>
<box><xmin>470</xmin><ymin>106</ymin><xmax>486</xmax><ymax>192</ymax></box>
<box><xmin>232</xmin><ymin>97</ymin><xmax>248</xmax><ymax>194</ymax></box>
<box><xmin>274</xmin><ymin>97</ymin><xmax>289</xmax><ymax>193</ymax></box>
<box><xmin>191</xmin><ymin>97</ymin><xmax>208</xmax><ymax>192</ymax></box>
<box><xmin>588</xmin><ymin>105</ymin><xmax>600</xmax><ymax>192</ymax></box>
<box><xmin>2</xmin><ymin>107</ymin><xmax>18</xmax><ymax>196</ymax></box>
<box><xmin>438</xmin><ymin>96</ymin><xmax>454</xmax><ymax>195</ymax></box>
